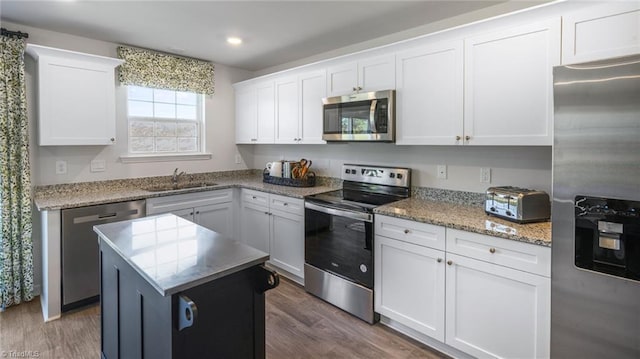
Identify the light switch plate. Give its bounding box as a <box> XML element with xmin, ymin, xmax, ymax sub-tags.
<box><xmin>90</xmin><ymin>159</ymin><xmax>106</xmax><ymax>172</ymax></box>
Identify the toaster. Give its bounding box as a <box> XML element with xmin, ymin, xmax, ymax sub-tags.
<box><xmin>485</xmin><ymin>186</ymin><xmax>550</xmax><ymax>223</ymax></box>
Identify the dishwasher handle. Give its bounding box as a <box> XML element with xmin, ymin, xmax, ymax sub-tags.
<box><xmin>72</xmin><ymin>208</ymin><xmax>142</xmax><ymax>224</ymax></box>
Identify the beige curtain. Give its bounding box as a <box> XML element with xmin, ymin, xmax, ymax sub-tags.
<box><xmin>117</xmin><ymin>46</ymin><xmax>214</xmax><ymax>95</ymax></box>
<box><xmin>0</xmin><ymin>34</ymin><xmax>34</xmax><ymax>310</ymax></box>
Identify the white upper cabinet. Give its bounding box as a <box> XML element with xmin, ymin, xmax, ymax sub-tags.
<box><xmin>26</xmin><ymin>44</ymin><xmax>122</xmax><ymax>146</ymax></box>
<box><xmin>298</xmin><ymin>69</ymin><xmax>327</xmax><ymax>144</ymax></box>
<box><xmin>395</xmin><ymin>40</ymin><xmax>464</xmax><ymax>145</ymax></box>
<box><xmin>562</xmin><ymin>2</ymin><xmax>640</xmax><ymax>64</ymax></box>
<box><xmin>463</xmin><ymin>18</ymin><xmax>560</xmax><ymax>146</ymax></box>
<box><xmin>326</xmin><ymin>54</ymin><xmax>395</xmax><ymax>96</ymax></box>
<box><xmin>235</xmin><ymin>81</ymin><xmax>275</xmax><ymax>144</ymax></box>
<box><xmin>274</xmin><ymin>76</ymin><xmax>300</xmax><ymax>144</ymax></box>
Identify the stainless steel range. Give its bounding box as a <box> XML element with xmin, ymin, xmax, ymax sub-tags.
<box><xmin>304</xmin><ymin>164</ymin><xmax>411</xmax><ymax>323</ymax></box>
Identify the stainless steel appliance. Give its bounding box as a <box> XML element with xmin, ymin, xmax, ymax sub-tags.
<box><xmin>61</xmin><ymin>200</ymin><xmax>146</xmax><ymax>311</ymax></box>
<box><xmin>322</xmin><ymin>90</ymin><xmax>395</xmax><ymax>142</ymax></box>
<box><xmin>304</xmin><ymin>164</ymin><xmax>410</xmax><ymax>323</ymax></box>
<box><xmin>552</xmin><ymin>54</ymin><xmax>640</xmax><ymax>358</ymax></box>
<box><xmin>484</xmin><ymin>186</ymin><xmax>550</xmax><ymax>223</ymax></box>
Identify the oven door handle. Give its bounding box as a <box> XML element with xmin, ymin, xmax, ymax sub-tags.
<box><xmin>305</xmin><ymin>202</ymin><xmax>373</xmax><ymax>223</ymax></box>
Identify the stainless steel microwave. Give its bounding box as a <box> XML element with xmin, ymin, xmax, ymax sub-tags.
<box><xmin>322</xmin><ymin>90</ymin><xmax>395</xmax><ymax>142</ymax></box>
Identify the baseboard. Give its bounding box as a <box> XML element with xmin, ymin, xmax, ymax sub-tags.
<box><xmin>379</xmin><ymin>315</ymin><xmax>473</xmax><ymax>359</ymax></box>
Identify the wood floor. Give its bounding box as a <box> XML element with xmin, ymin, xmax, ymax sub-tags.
<box><xmin>0</xmin><ymin>279</ymin><xmax>446</xmax><ymax>359</ymax></box>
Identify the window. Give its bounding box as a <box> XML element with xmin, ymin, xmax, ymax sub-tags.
<box><xmin>127</xmin><ymin>86</ymin><xmax>204</xmax><ymax>154</ymax></box>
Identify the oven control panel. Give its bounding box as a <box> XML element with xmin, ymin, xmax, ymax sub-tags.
<box><xmin>342</xmin><ymin>164</ymin><xmax>410</xmax><ymax>188</ymax></box>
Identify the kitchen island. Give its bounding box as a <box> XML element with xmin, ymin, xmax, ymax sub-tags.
<box><xmin>94</xmin><ymin>214</ymin><xmax>277</xmax><ymax>359</ymax></box>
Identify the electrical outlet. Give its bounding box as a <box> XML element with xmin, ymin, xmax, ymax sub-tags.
<box><xmin>55</xmin><ymin>160</ymin><xmax>67</xmax><ymax>175</ymax></box>
<box><xmin>480</xmin><ymin>167</ymin><xmax>491</xmax><ymax>183</ymax></box>
<box><xmin>437</xmin><ymin>165</ymin><xmax>447</xmax><ymax>179</ymax></box>
<box><xmin>235</xmin><ymin>154</ymin><xmax>242</xmax><ymax>164</ymax></box>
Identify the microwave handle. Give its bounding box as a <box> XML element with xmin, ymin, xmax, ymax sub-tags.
<box><xmin>369</xmin><ymin>99</ymin><xmax>378</xmax><ymax>133</ymax></box>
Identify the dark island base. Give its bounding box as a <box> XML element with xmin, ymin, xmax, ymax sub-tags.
<box><xmin>100</xmin><ymin>243</ymin><xmax>278</xmax><ymax>359</ymax></box>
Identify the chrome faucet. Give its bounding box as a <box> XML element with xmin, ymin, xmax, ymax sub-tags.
<box><xmin>172</xmin><ymin>168</ymin><xmax>186</xmax><ymax>184</ymax></box>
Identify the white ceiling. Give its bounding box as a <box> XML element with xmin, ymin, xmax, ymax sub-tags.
<box><xmin>2</xmin><ymin>0</ymin><xmax>537</xmax><ymax>72</ymax></box>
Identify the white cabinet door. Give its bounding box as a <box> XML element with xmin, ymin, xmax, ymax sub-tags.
<box><xmin>375</xmin><ymin>235</ymin><xmax>446</xmax><ymax>341</ymax></box>
<box><xmin>464</xmin><ymin>18</ymin><xmax>560</xmax><ymax>146</ymax></box>
<box><xmin>395</xmin><ymin>40</ymin><xmax>464</xmax><ymax>145</ymax></box>
<box><xmin>299</xmin><ymin>69</ymin><xmax>327</xmax><ymax>144</ymax></box>
<box><xmin>240</xmin><ymin>201</ymin><xmax>270</xmax><ymax>253</ymax></box>
<box><xmin>358</xmin><ymin>54</ymin><xmax>396</xmax><ymax>93</ymax></box>
<box><xmin>274</xmin><ymin>76</ymin><xmax>300</xmax><ymax>144</ymax></box>
<box><xmin>195</xmin><ymin>202</ymin><xmax>233</xmax><ymax>239</ymax></box>
<box><xmin>235</xmin><ymin>84</ymin><xmax>257</xmax><ymax>144</ymax></box>
<box><xmin>26</xmin><ymin>45</ymin><xmax>122</xmax><ymax>146</ymax></box>
<box><xmin>563</xmin><ymin>2</ymin><xmax>640</xmax><ymax>64</ymax></box>
<box><xmin>326</xmin><ymin>61</ymin><xmax>358</xmax><ymax>96</ymax></box>
<box><xmin>269</xmin><ymin>209</ymin><xmax>304</xmax><ymax>278</ymax></box>
<box><xmin>256</xmin><ymin>81</ymin><xmax>276</xmax><ymax>143</ymax></box>
<box><xmin>445</xmin><ymin>253</ymin><xmax>551</xmax><ymax>359</ymax></box>
<box><xmin>171</xmin><ymin>208</ymin><xmax>195</xmax><ymax>222</ymax></box>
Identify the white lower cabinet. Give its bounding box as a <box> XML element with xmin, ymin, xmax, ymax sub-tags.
<box><xmin>375</xmin><ymin>235</ymin><xmax>445</xmax><ymax>341</ymax></box>
<box><xmin>146</xmin><ymin>189</ymin><xmax>234</xmax><ymax>238</ymax></box>
<box><xmin>240</xmin><ymin>189</ymin><xmax>305</xmax><ymax>282</ymax></box>
<box><xmin>375</xmin><ymin>214</ymin><xmax>551</xmax><ymax>359</ymax></box>
<box><xmin>445</xmin><ymin>253</ymin><xmax>550</xmax><ymax>359</ymax></box>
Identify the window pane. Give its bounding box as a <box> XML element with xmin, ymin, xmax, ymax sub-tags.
<box><xmin>130</xmin><ymin>120</ymin><xmax>155</xmax><ymax>137</ymax></box>
<box><xmin>128</xmin><ymin>100</ymin><xmax>153</xmax><ymax>117</ymax></box>
<box><xmin>154</xmin><ymin>103</ymin><xmax>176</xmax><ymax>118</ymax></box>
<box><xmin>130</xmin><ymin>137</ymin><xmax>154</xmax><ymax>153</ymax></box>
<box><xmin>176</xmin><ymin>91</ymin><xmax>197</xmax><ymax>105</ymax></box>
<box><xmin>155</xmin><ymin>137</ymin><xmax>177</xmax><ymax>152</ymax></box>
<box><xmin>128</xmin><ymin>86</ymin><xmax>153</xmax><ymax>101</ymax></box>
<box><xmin>177</xmin><ymin>105</ymin><xmax>197</xmax><ymax>120</ymax></box>
<box><xmin>178</xmin><ymin>138</ymin><xmax>197</xmax><ymax>152</ymax></box>
<box><xmin>155</xmin><ymin>122</ymin><xmax>177</xmax><ymax>136</ymax></box>
<box><xmin>177</xmin><ymin>123</ymin><xmax>197</xmax><ymax>137</ymax></box>
<box><xmin>153</xmin><ymin>89</ymin><xmax>176</xmax><ymax>104</ymax></box>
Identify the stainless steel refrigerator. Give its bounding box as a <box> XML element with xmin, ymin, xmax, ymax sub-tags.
<box><xmin>552</xmin><ymin>54</ymin><xmax>640</xmax><ymax>358</ymax></box>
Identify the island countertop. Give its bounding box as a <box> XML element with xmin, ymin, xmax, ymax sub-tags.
<box><xmin>93</xmin><ymin>213</ymin><xmax>269</xmax><ymax>296</ymax></box>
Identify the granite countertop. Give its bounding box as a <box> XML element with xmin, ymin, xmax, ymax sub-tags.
<box><xmin>34</xmin><ymin>170</ymin><xmax>337</xmax><ymax>210</ymax></box>
<box><xmin>374</xmin><ymin>198</ymin><xmax>551</xmax><ymax>247</ymax></box>
<box><xmin>94</xmin><ymin>213</ymin><xmax>270</xmax><ymax>296</ymax></box>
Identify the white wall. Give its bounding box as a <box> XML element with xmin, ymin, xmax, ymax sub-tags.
<box><xmin>248</xmin><ymin>144</ymin><xmax>552</xmax><ymax>194</ymax></box>
<box><xmin>6</xmin><ymin>21</ymin><xmax>253</xmax><ymax>186</ymax></box>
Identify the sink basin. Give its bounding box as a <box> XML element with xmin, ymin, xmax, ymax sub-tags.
<box><xmin>144</xmin><ymin>182</ymin><xmax>218</xmax><ymax>192</ymax></box>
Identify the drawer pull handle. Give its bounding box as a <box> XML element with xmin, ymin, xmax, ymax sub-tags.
<box><xmin>447</xmin><ymin>260</ymin><xmax>453</xmax><ymax>266</ymax></box>
<box><xmin>283</xmin><ymin>203</ymin><xmax>288</xmax><ymax>206</ymax></box>
<box><xmin>404</xmin><ymin>229</ymin><xmax>410</xmax><ymax>234</ymax></box>
<box><xmin>489</xmin><ymin>248</ymin><xmax>496</xmax><ymax>254</ymax></box>
<box><xmin>437</xmin><ymin>258</ymin><xmax>442</xmax><ymax>263</ymax></box>
<box><xmin>252</xmin><ymin>196</ymin><xmax>257</xmax><ymax>199</ymax></box>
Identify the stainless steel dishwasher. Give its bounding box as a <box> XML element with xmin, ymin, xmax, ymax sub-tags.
<box><xmin>61</xmin><ymin>200</ymin><xmax>146</xmax><ymax>311</ymax></box>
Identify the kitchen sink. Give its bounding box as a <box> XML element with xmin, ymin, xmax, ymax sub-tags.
<box><xmin>143</xmin><ymin>182</ymin><xmax>218</xmax><ymax>192</ymax></box>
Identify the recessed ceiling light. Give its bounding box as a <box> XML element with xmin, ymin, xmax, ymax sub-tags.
<box><xmin>227</xmin><ymin>37</ymin><xmax>243</xmax><ymax>46</ymax></box>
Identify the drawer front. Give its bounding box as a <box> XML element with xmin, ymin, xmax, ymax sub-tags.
<box><xmin>375</xmin><ymin>215</ymin><xmax>446</xmax><ymax>251</ymax></box>
<box><xmin>270</xmin><ymin>194</ymin><xmax>304</xmax><ymax>216</ymax></box>
<box><xmin>241</xmin><ymin>189</ymin><xmax>269</xmax><ymax>207</ymax></box>
<box><xmin>146</xmin><ymin>188</ymin><xmax>233</xmax><ymax>215</ymax></box>
<box><xmin>446</xmin><ymin>228</ymin><xmax>550</xmax><ymax>277</ymax></box>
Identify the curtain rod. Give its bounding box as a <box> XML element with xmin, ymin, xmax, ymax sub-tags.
<box><xmin>1</xmin><ymin>28</ymin><xmax>29</xmax><ymax>39</ymax></box>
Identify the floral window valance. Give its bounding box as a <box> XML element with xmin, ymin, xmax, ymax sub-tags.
<box><xmin>117</xmin><ymin>46</ymin><xmax>214</xmax><ymax>95</ymax></box>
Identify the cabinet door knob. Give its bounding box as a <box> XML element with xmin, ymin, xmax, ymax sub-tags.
<box><xmin>404</xmin><ymin>229</ymin><xmax>410</xmax><ymax>234</ymax></box>
<box><xmin>437</xmin><ymin>258</ymin><xmax>443</xmax><ymax>263</ymax></box>
<box><xmin>252</xmin><ymin>196</ymin><xmax>257</xmax><ymax>199</ymax></box>
<box><xmin>352</xmin><ymin>87</ymin><xmax>357</xmax><ymax>91</ymax></box>
<box><xmin>456</xmin><ymin>135</ymin><xmax>461</xmax><ymax>141</ymax></box>
<box><xmin>357</xmin><ymin>86</ymin><xmax>362</xmax><ymax>91</ymax></box>
<box><xmin>283</xmin><ymin>203</ymin><xmax>288</xmax><ymax>206</ymax></box>
<box><xmin>489</xmin><ymin>248</ymin><xmax>496</xmax><ymax>254</ymax></box>
<box><xmin>447</xmin><ymin>260</ymin><xmax>453</xmax><ymax>265</ymax></box>
<box><xmin>264</xmin><ymin>211</ymin><xmax>269</xmax><ymax>215</ymax></box>
<box><xmin>189</xmin><ymin>212</ymin><xmax>194</xmax><ymax>216</ymax></box>
<box><xmin>110</xmin><ymin>138</ymin><xmax>115</xmax><ymax>142</ymax></box>
<box><xmin>195</xmin><ymin>211</ymin><xmax>200</xmax><ymax>215</ymax></box>
<box><xmin>465</xmin><ymin>135</ymin><xmax>471</xmax><ymax>141</ymax></box>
